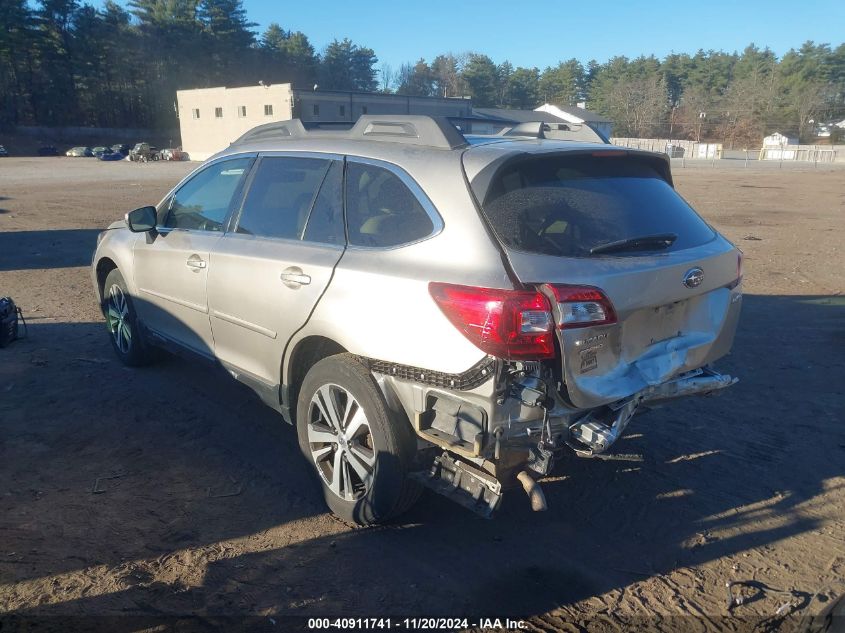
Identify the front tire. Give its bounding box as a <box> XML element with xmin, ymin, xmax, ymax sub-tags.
<box><xmin>102</xmin><ymin>268</ymin><xmax>155</xmax><ymax>366</ymax></box>
<box><xmin>296</xmin><ymin>354</ymin><xmax>421</xmax><ymax>525</ymax></box>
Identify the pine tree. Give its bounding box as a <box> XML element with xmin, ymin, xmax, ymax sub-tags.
<box><xmin>461</xmin><ymin>54</ymin><xmax>498</xmax><ymax>107</ymax></box>
<box><xmin>506</xmin><ymin>67</ymin><xmax>539</xmax><ymax>109</ymax></box>
<box><xmin>320</xmin><ymin>38</ymin><xmax>378</xmax><ymax>92</ymax></box>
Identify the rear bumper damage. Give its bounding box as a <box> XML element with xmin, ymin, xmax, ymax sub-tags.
<box><xmin>568</xmin><ymin>366</ymin><xmax>737</xmax><ymax>454</ymax></box>
<box><xmin>375</xmin><ymin>359</ymin><xmax>736</xmax><ymax>517</ymax></box>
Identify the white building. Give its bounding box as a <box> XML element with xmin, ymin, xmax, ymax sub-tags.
<box><xmin>763</xmin><ymin>132</ymin><xmax>797</xmax><ymax>147</ymax></box>
<box><xmin>176</xmin><ymin>83</ymin><xmax>472</xmax><ymax>160</ymax></box>
<box><xmin>534</xmin><ymin>103</ymin><xmax>613</xmax><ymax>139</ymax></box>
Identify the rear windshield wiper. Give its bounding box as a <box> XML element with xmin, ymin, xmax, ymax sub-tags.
<box><xmin>589</xmin><ymin>233</ymin><xmax>678</xmax><ymax>255</ymax></box>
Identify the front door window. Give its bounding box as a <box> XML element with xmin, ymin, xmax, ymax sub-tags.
<box><xmin>164</xmin><ymin>158</ymin><xmax>252</xmax><ymax>231</ymax></box>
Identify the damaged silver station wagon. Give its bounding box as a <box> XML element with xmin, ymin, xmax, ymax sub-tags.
<box><xmin>91</xmin><ymin>115</ymin><xmax>742</xmax><ymax>524</ymax></box>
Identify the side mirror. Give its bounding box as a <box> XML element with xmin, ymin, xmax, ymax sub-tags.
<box><xmin>125</xmin><ymin>206</ymin><xmax>157</xmax><ymax>233</ymax></box>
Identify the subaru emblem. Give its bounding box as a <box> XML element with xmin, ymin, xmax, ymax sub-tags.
<box><xmin>683</xmin><ymin>267</ymin><xmax>704</xmax><ymax>288</ymax></box>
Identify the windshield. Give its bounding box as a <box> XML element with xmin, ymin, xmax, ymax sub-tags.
<box><xmin>481</xmin><ymin>154</ymin><xmax>715</xmax><ymax>258</ymax></box>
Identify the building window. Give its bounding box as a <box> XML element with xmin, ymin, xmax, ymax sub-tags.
<box><xmin>238</xmin><ymin>106</ymin><xmax>247</xmax><ymax>118</ymax></box>
<box><xmin>312</xmin><ymin>104</ymin><xmax>319</xmax><ymax>116</ymax></box>
<box><xmin>361</xmin><ymin>106</ymin><xmax>368</xmax><ymax>114</ymax></box>
<box><xmin>339</xmin><ymin>104</ymin><xmax>346</xmax><ymax>117</ymax></box>
<box><xmin>215</xmin><ymin>107</ymin><xmax>223</xmax><ymax>118</ymax></box>
<box><xmin>192</xmin><ymin>108</ymin><xmax>200</xmax><ymax>119</ymax></box>
<box><xmin>264</xmin><ymin>104</ymin><xmax>273</xmax><ymax>116</ymax></box>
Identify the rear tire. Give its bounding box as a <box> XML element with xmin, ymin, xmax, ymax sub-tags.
<box><xmin>296</xmin><ymin>354</ymin><xmax>422</xmax><ymax>525</ymax></box>
<box><xmin>102</xmin><ymin>268</ymin><xmax>155</xmax><ymax>367</ymax></box>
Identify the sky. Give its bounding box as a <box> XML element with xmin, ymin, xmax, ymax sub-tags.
<box><xmin>239</xmin><ymin>0</ymin><xmax>845</xmax><ymax>69</ymax></box>
<box><xmin>103</xmin><ymin>0</ymin><xmax>845</xmax><ymax>71</ymax></box>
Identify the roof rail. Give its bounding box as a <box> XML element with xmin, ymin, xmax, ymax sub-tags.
<box><xmin>232</xmin><ymin>115</ymin><xmax>468</xmax><ymax>150</ymax></box>
<box><xmin>234</xmin><ymin>119</ymin><xmax>308</xmax><ymax>144</ymax></box>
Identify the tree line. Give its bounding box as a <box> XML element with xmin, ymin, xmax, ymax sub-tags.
<box><xmin>0</xmin><ymin>0</ymin><xmax>377</xmax><ymax>131</ymax></box>
<box><xmin>2</xmin><ymin>0</ymin><xmax>843</xmax><ymax>145</ymax></box>
<box><xmin>396</xmin><ymin>44</ymin><xmax>845</xmax><ymax>145</ymax></box>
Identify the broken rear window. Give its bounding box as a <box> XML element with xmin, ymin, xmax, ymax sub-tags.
<box><xmin>481</xmin><ymin>155</ymin><xmax>715</xmax><ymax>258</ymax></box>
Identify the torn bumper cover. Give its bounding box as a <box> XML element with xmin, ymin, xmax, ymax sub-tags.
<box><xmin>568</xmin><ymin>367</ymin><xmax>737</xmax><ymax>454</ymax></box>
<box><xmin>639</xmin><ymin>366</ymin><xmax>737</xmax><ymax>405</ymax></box>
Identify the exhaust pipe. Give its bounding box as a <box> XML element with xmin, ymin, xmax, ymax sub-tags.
<box><xmin>517</xmin><ymin>470</ymin><xmax>547</xmax><ymax>512</ymax></box>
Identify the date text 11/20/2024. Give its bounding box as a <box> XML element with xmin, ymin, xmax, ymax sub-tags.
<box><xmin>307</xmin><ymin>618</ymin><xmax>528</xmax><ymax>630</ymax></box>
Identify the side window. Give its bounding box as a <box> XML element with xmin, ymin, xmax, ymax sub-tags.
<box><xmin>303</xmin><ymin>160</ymin><xmax>344</xmax><ymax>245</ymax></box>
<box><xmin>235</xmin><ymin>156</ymin><xmax>330</xmax><ymax>240</ymax></box>
<box><xmin>345</xmin><ymin>162</ymin><xmax>435</xmax><ymax>247</ymax></box>
<box><xmin>165</xmin><ymin>157</ymin><xmax>252</xmax><ymax>231</ymax></box>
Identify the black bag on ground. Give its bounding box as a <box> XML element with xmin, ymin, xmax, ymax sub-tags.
<box><xmin>0</xmin><ymin>297</ymin><xmax>26</xmax><ymax>347</ymax></box>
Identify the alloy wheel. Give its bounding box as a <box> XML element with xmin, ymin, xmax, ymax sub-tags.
<box><xmin>307</xmin><ymin>384</ymin><xmax>376</xmax><ymax>501</ymax></box>
<box><xmin>106</xmin><ymin>284</ymin><xmax>132</xmax><ymax>354</ymax></box>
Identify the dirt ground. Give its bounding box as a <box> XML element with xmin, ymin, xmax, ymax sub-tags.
<box><xmin>0</xmin><ymin>157</ymin><xmax>843</xmax><ymax>632</ymax></box>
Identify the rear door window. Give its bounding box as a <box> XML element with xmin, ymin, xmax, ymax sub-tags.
<box><xmin>481</xmin><ymin>155</ymin><xmax>715</xmax><ymax>257</ymax></box>
<box><xmin>236</xmin><ymin>156</ymin><xmax>331</xmax><ymax>240</ymax></box>
<box><xmin>345</xmin><ymin>161</ymin><xmax>435</xmax><ymax>247</ymax></box>
<box><xmin>302</xmin><ymin>160</ymin><xmax>344</xmax><ymax>245</ymax></box>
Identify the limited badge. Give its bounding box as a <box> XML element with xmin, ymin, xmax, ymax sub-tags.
<box><xmin>579</xmin><ymin>348</ymin><xmax>598</xmax><ymax>373</ymax></box>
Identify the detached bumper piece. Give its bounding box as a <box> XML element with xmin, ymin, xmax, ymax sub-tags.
<box><xmin>568</xmin><ymin>398</ymin><xmax>639</xmax><ymax>455</ymax></box>
<box><xmin>640</xmin><ymin>366</ymin><xmax>737</xmax><ymax>404</ymax></box>
<box><xmin>410</xmin><ymin>452</ymin><xmax>502</xmax><ymax>519</ymax></box>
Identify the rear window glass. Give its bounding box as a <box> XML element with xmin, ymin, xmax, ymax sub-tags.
<box><xmin>345</xmin><ymin>162</ymin><xmax>434</xmax><ymax>247</ymax></box>
<box><xmin>481</xmin><ymin>155</ymin><xmax>715</xmax><ymax>257</ymax></box>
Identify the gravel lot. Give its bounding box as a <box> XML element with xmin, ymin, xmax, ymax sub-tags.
<box><xmin>0</xmin><ymin>157</ymin><xmax>843</xmax><ymax>631</ymax></box>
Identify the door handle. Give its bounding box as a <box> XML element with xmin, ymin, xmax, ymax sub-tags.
<box><xmin>186</xmin><ymin>255</ymin><xmax>206</xmax><ymax>270</ymax></box>
<box><xmin>280</xmin><ymin>268</ymin><xmax>311</xmax><ymax>287</ymax></box>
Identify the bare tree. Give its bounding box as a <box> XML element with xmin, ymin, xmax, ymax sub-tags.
<box><xmin>791</xmin><ymin>80</ymin><xmax>827</xmax><ymax>142</ymax></box>
<box><xmin>379</xmin><ymin>64</ymin><xmax>396</xmax><ymax>93</ymax></box>
<box><xmin>613</xmin><ymin>75</ymin><xmax>668</xmax><ymax>137</ymax></box>
<box><xmin>432</xmin><ymin>52</ymin><xmax>468</xmax><ymax>97</ymax></box>
<box><xmin>676</xmin><ymin>85</ymin><xmax>717</xmax><ymax>140</ymax></box>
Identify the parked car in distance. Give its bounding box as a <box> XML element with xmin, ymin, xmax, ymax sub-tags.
<box><xmin>66</xmin><ymin>146</ymin><xmax>93</xmax><ymax>157</ymax></box>
<box><xmin>91</xmin><ymin>115</ymin><xmax>742</xmax><ymax>526</ymax></box>
<box><xmin>0</xmin><ymin>145</ymin><xmax>8</xmax><ymax>157</ymax></box>
<box><xmin>91</xmin><ymin>146</ymin><xmax>110</xmax><ymax>158</ymax></box>
<box><xmin>111</xmin><ymin>143</ymin><xmax>131</xmax><ymax>154</ymax></box>
<box><xmin>128</xmin><ymin>142</ymin><xmax>159</xmax><ymax>161</ymax></box>
<box><xmin>98</xmin><ymin>148</ymin><xmax>125</xmax><ymax>161</ymax></box>
<box><xmin>158</xmin><ymin>147</ymin><xmax>189</xmax><ymax>161</ymax></box>
<box><xmin>38</xmin><ymin>145</ymin><xmax>59</xmax><ymax>156</ymax></box>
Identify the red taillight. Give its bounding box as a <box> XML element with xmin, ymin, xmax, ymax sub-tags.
<box><xmin>429</xmin><ymin>282</ymin><xmax>555</xmax><ymax>360</ymax></box>
<box><xmin>545</xmin><ymin>284</ymin><xmax>617</xmax><ymax>329</ymax></box>
<box><xmin>727</xmin><ymin>251</ymin><xmax>744</xmax><ymax>290</ymax></box>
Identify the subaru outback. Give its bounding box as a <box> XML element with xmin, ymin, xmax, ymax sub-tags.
<box><xmin>91</xmin><ymin>115</ymin><xmax>741</xmax><ymax>525</ymax></box>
